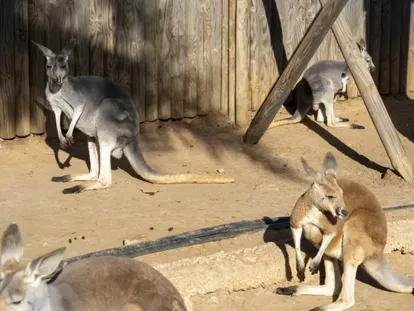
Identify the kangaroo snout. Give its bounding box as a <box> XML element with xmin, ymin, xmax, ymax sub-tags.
<box><xmin>335</xmin><ymin>206</ymin><xmax>348</xmax><ymax>218</ymax></box>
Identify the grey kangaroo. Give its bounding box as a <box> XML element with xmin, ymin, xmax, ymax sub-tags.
<box><xmin>33</xmin><ymin>39</ymin><xmax>234</xmax><ymax>194</ymax></box>
<box><xmin>0</xmin><ymin>222</ymin><xmax>190</xmax><ymax>311</ymax></box>
<box><xmin>276</xmin><ymin>152</ymin><xmax>414</xmax><ymax>311</ymax></box>
<box><xmin>268</xmin><ymin>39</ymin><xmax>375</xmax><ymax>130</ymax></box>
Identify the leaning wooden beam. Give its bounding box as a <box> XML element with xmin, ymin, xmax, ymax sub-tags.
<box><xmin>318</xmin><ymin>0</ymin><xmax>413</xmax><ymax>183</ymax></box>
<box><xmin>243</xmin><ymin>0</ymin><xmax>350</xmax><ymax>144</ymax></box>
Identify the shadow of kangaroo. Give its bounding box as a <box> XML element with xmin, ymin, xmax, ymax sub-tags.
<box><xmin>275</xmin><ymin>152</ymin><xmax>414</xmax><ymax>311</ymax></box>
<box><xmin>32</xmin><ymin>39</ymin><xmax>234</xmax><ymax>194</ymax></box>
<box><xmin>0</xmin><ymin>223</ymin><xmax>191</xmax><ymax>311</ymax></box>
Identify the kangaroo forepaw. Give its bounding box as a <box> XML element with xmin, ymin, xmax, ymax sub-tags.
<box><xmin>309</xmin><ymin>259</ymin><xmax>320</xmax><ymax>275</ymax></box>
<box><xmin>62</xmin><ymin>185</ymin><xmax>85</xmax><ymax>194</ymax></box>
<box><xmin>59</xmin><ymin>136</ymin><xmax>74</xmax><ymax>149</ymax></box>
<box><xmin>274</xmin><ymin>286</ymin><xmax>298</xmax><ymax>296</ymax></box>
<box><xmin>52</xmin><ymin>175</ymin><xmax>72</xmax><ymax>183</ymax></box>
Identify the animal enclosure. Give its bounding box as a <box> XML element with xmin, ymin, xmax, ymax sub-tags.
<box><xmin>0</xmin><ymin>0</ymin><xmax>413</xmax><ymax>139</ymax></box>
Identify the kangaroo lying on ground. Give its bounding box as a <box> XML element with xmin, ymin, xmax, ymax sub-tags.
<box><xmin>275</xmin><ymin>152</ymin><xmax>414</xmax><ymax>311</ymax></box>
<box><xmin>268</xmin><ymin>39</ymin><xmax>375</xmax><ymax>130</ymax></box>
<box><xmin>0</xmin><ymin>223</ymin><xmax>190</xmax><ymax>311</ymax></box>
<box><xmin>33</xmin><ymin>39</ymin><xmax>234</xmax><ymax>194</ymax></box>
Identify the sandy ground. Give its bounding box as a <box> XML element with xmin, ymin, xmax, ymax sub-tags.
<box><xmin>0</xmin><ymin>95</ymin><xmax>414</xmax><ymax>309</ymax></box>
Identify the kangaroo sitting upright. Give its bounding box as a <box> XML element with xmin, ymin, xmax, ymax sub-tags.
<box><xmin>33</xmin><ymin>39</ymin><xmax>234</xmax><ymax>194</ymax></box>
<box><xmin>0</xmin><ymin>222</ymin><xmax>190</xmax><ymax>311</ymax></box>
<box><xmin>268</xmin><ymin>39</ymin><xmax>375</xmax><ymax>130</ymax></box>
<box><xmin>275</xmin><ymin>151</ymin><xmax>414</xmax><ymax>311</ymax></box>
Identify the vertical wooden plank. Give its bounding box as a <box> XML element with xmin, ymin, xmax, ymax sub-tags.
<box><xmin>157</xmin><ymin>0</ymin><xmax>172</xmax><ymax>120</ymax></box>
<box><xmin>220</xmin><ymin>0</ymin><xmax>229</xmax><ymax>115</ymax></box>
<box><xmin>389</xmin><ymin>0</ymin><xmax>401</xmax><ymax>94</ymax></box>
<box><xmin>249</xmin><ymin>0</ymin><xmax>259</xmax><ymax>111</ymax></box>
<box><xmin>171</xmin><ymin>0</ymin><xmax>185</xmax><ymax>119</ymax></box>
<box><xmin>104</xmin><ymin>0</ymin><xmax>117</xmax><ymax>83</ymax></box>
<box><xmin>399</xmin><ymin>0</ymin><xmax>410</xmax><ymax>94</ymax></box>
<box><xmin>14</xmin><ymin>0</ymin><xmax>31</xmax><ymax>137</ymax></box>
<box><xmin>0</xmin><ymin>0</ymin><xmax>16</xmax><ymax>139</ymax></box>
<box><xmin>379</xmin><ymin>0</ymin><xmax>391</xmax><ymax>95</ymax></box>
<box><xmin>60</xmin><ymin>0</ymin><xmax>76</xmax><ymax>76</ymax></box>
<box><xmin>369</xmin><ymin>0</ymin><xmax>382</xmax><ymax>88</ymax></box>
<box><xmin>235</xmin><ymin>0</ymin><xmax>250</xmax><ymax>127</ymax></box>
<box><xmin>114</xmin><ymin>0</ymin><xmax>131</xmax><ymax>94</ymax></box>
<box><xmin>127</xmin><ymin>0</ymin><xmax>146</xmax><ymax>122</ymax></box>
<box><xmin>211</xmin><ymin>0</ymin><xmax>222</xmax><ymax>112</ymax></box>
<box><xmin>144</xmin><ymin>0</ymin><xmax>158</xmax><ymax>121</ymax></box>
<box><xmin>228</xmin><ymin>0</ymin><xmax>236</xmax><ymax>123</ymax></box>
<box><xmin>89</xmin><ymin>0</ymin><xmax>105</xmax><ymax>76</ymax></box>
<box><xmin>408</xmin><ymin>1</ymin><xmax>414</xmax><ymax>93</ymax></box>
<box><xmin>184</xmin><ymin>0</ymin><xmax>198</xmax><ymax>118</ymax></box>
<box><xmin>197</xmin><ymin>0</ymin><xmax>210</xmax><ymax>116</ymax></box>
<box><xmin>74</xmin><ymin>0</ymin><xmax>90</xmax><ymax>76</ymax></box>
<box><xmin>29</xmin><ymin>0</ymin><xmax>46</xmax><ymax>134</ymax></box>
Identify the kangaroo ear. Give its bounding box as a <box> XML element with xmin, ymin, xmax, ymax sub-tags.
<box><xmin>323</xmin><ymin>152</ymin><xmax>337</xmax><ymax>177</ymax></box>
<box><xmin>32</xmin><ymin>41</ymin><xmax>55</xmax><ymax>59</ymax></box>
<box><xmin>1</xmin><ymin>223</ymin><xmax>24</xmax><ymax>265</ymax></box>
<box><xmin>301</xmin><ymin>157</ymin><xmax>321</xmax><ymax>182</ymax></box>
<box><xmin>25</xmin><ymin>247</ymin><xmax>66</xmax><ymax>283</ymax></box>
<box><xmin>61</xmin><ymin>38</ymin><xmax>77</xmax><ymax>56</ymax></box>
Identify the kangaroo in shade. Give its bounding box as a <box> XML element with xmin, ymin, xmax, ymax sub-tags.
<box><xmin>33</xmin><ymin>39</ymin><xmax>234</xmax><ymax>194</ymax></box>
<box><xmin>275</xmin><ymin>152</ymin><xmax>414</xmax><ymax>311</ymax></box>
<box><xmin>0</xmin><ymin>223</ymin><xmax>190</xmax><ymax>311</ymax></box>
<box><xmin>268</xmin><ymin>39</ymin><xmax>375</xmax><ymax>130</ymax></box>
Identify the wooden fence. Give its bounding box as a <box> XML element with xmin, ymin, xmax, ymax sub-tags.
<box><xmin>0</xmin><ymin>0</ymin><xmax>413</xmax><ymax>139</ymax></box>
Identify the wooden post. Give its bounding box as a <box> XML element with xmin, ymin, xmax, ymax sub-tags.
<box><xmin>318</xmin><ymin>0</ymin><xmax>413</xmax><ymax>182</ymax></box>
<box><xmin>243</xmin><ymin>0</ymin><xmax>349</xmax><ymax>144</ymax></box>
<box><xmin>235</xmin><ymin>0</ymin><xmax>250</xmax><ymax>127</ymax></box>
<box><xmin>228</xmin><ymin>0</ymin><xmax>236</xmax><ymax>123</ymax></box>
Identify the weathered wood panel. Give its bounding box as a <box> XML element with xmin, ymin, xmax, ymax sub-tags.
<box><xmin>389</xmin><ymin>0</ymin><xmax>402</xmax><ymax>95</ymax></box>
<box><xmin>211</xmin><ymin>0</ymin><xmax>222</xmax><ymax>112</ymax></box>
<box><xmin>228</xmin><ymin>0</ymin><xmax>236</xmax><ymax>123</ymax></box>
<box><xmin>399</xmin><ymin>0</ymin><xmax>410</xmax><ymax>94</ymax></box>
<box><xmin>379</xmin><ymin>0</ymin><xmax>391</xmax><ymax>95</ymax></box>
<box><xmin>0</xmin><ymin>0</ymin><xmax>16</xmax><ymax>139</ymax></box>
<box><xmin>89</xmin><ymin>0</ymin><xmax>105</xmax><ymax>76</ymax></box>
<box><xmin>408</xmin><ymin>0</ymin><xmax>414</xmax><ymax>93</ymax></box>
<box><xmin>221</xmin><ymin>0</ymin><xmax>229</xmax><ymax>115</ymax></box>
<box><xmin>368</xmin><ymin>0</ymin><xmax>381</xmax><ymax>88</ymax></box>
<box><xmin>14</xmin><ymin>0</ymin><xmax>31</xmax><ymax>137</ymax></box>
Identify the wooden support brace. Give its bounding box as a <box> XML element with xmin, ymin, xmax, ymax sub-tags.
<box><xmin>318</xmin><ymin>0</ymin><xmax>413</xmax><ymax>183</ymax></box>
<box><xmin>243</xmin><ymin>0</ymin><xmax>349</xmax><ymax>144</ymax></box>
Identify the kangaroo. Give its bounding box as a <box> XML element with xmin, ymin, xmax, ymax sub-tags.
<box><xmin>275</xmin><ymin>152</ymin><xmax>414</xmax><ymax>311</ymax></box>
<box><xmin>0</xmin><ymin>222</ymin><xmax>190</xmax><ymax>311</ymax></box>
<box><xmin>268</xmin><ymin>39</ymin><xmax>375</xmax><ymax>130</ymax></box>
<box><xmin>32</xmin><ymin>39</ymin><xmax>234</xmax><ymax>194</ymax></box>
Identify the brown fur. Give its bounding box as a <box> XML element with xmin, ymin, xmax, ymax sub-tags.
<box><xmin>276</xmin><ymin>152</ymin><xmax>414</xmax><ymax>311</ymax></box>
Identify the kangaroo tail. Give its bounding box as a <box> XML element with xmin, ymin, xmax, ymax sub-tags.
<box><xmin>267</xmin><ymin>110</ymin><xmax>302</xmax><ymax>130</ymax></box>
<box><xmin>363</xmin><ymin>256</ymin><xmax>414</xmax><ymax>294</ymax></box>
<box><xmin>123</xmin><ymin>137</ymin><xmax>235</xmax><ymax>184</ymax></box>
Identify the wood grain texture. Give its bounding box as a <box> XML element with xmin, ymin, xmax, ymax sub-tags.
<box><xmin>29</xmin><ymin>0</ymin><xmax>46</xmax><ymax>134</ymax></box>
<box><xmin>89</xmin><ymin>0</ymin><xmax>105</xmax><ymax>76</ymax></box>
<box><xmin>126</xmin><ymin>0</ymin><xmax>145</xmax><ymax>122</ymax></box>
<box><xmin>243</xmin><ymin>0</ymin><xmax>350</xmax><ymax>144</ymax></box>
<box><xmin>115</xmin><ymin>0</ymin><xmax>131</xmax><ymax>94</ymax></box>
<box><xmin>389</xmin><ymin>0</ymin><xmax>401</xmax><ymax>94</ymax></box>
<box><xmin>184</xmin><ymin>0</ymin><xmax>198</xmax><ymax>118</ymax></box>
<box><xmin>220</xmin><ymin>0</ymin><xmax>229</xmax><ymax>115</ymax></box>
<box><xmin>249</xmin><ymin>0</ymin><xmax>259</xmax><ymax>111</ymax></box>
<box><xmin>61</xmin><ymin>0</ymin><xmax>76</xmax><ymax>76</ymax></box>
<box><xmin>74</xmin><ymin>0</ymin><xmax>89</xmax><ymax>76</ymax></box>
<box><xmin>14</xmin><ymin>0</ymin><xmax>31</xmax><ymax>137</ymax></box>
<box><xmin>228</xmin><ymin>0</ymin><xmax>236</xmax><ymax>123</ymax></box>
<box><xmin>320</xmin><ymin>0</ymin><xmax>412</xmax><ymax>182</ymax></box>
<box><xmin>235</xmin><ymin>0</ymin><xmax>250</xmax><ymax>127</ymax></box>
<box><xmin>104</xmin><ymin>0</ymin><xmax>117</xmax><ymax>83</ymax></box>
<box><xmin>379</xmin><ymin>0</ymin><xmax>391</xmax><ymax>94</ymax></box>
<box><xmin>170</xmin><ymin>0</ymin><xmax>185</xmax><ymax>119</ymax></box>
<box><xmin>157</xmin><ymin>0</ymin><xmax>172</xmax><ymax>120</ymax></box>
<box><xmin>211</xmin><ymin>0</ymin><xmax>222</xmax><ymax>112</ymax></box>
<box><xmin>144</xmin><ymin>0</ymin><xmax>158</xmax><ymax>121</ymax></box>
<box><xmin>399</xmin><ymin>0</ymin><xmax>410</xmax><ymax>94</ymax></box>
<box><xmin>368</xmin><ymin>0</ymin><xmax>381</xmax><ymax>88</ymax></box>
<box><xmin>0</xmin><ymin>0</ymin><xmax>16</xmax><ymax>139</ymax></box>
<box><xmin>197</xmin><ymin>0</ymin><xmax>210</xmax><ymax>116</ymax></box>
<box><xmin>408</xmin><ymin>0</ymin><xmax>414</xmax><ymax>93</ymax></box>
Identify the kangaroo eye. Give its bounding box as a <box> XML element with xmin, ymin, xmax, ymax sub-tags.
<box><xmin>326</xmin><ymin>195</ymin><xmax>336</xmax><ymax>199</ymax></box>
<box><xmin>46</xmin><ymin>65</ymin><xmax>51</xmax><ymax>69</ymax></box>
<box><xmin>12</xmin><ymin>300</ymin><xmax>23</xmax><ymax>305</ymax></box>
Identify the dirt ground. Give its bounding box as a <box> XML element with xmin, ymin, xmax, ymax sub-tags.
<box><xmin>1</xmin><ymin>95</ymin><xmax>414</xmax><ymax>309</ymax></box>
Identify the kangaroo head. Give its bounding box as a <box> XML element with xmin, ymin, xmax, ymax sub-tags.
<box><xmin>32</xmin><ymin>39</ymin><xmax>77</xmax><ymax>93</ymax></box>
<box><xmin>0</xmin><ymin>223</ymin><xmax>66</xmax><ymax>310</ymax></box>
<box><xmin>356</xmin><ymin>38</ymin><xmax>375</xmax><ymax>72</ymax></box>
<box><xmin>301</xmin><ymin>152</ymin><xmax>348</xmax><ymax>219</ymax></box>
